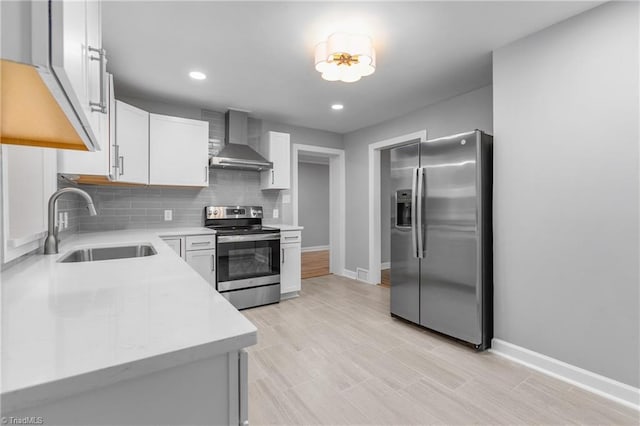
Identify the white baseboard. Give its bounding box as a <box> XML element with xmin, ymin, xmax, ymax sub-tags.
<box><xmin>280</xmin><ymin>291</ymin><xmax>299</xmax><ymax>300</ymax></box>
<box><xmin>381</xmin><ymin>261</ymin><xmax>390</xmax><ymax>270</ymax></box>
<box><xmin>301</xmin><ymin>245</ymin><xmax>329</xmax><ymax>253</ymax></box>
<box><xmin>490</xmin><ymin>339</ymin><xmax>640</xmax><ymax>410</ymax></box>
<box><xmin>342</xmin><ymin>269</ymin><xmax>357</xmax><ymax>280</ymax></box>
<box><xmin>342</xmin><ymin>268</ymin><xmax>377</xmax><ymax>285</ymax></box>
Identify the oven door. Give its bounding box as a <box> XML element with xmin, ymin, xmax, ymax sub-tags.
<box><xmin>217</xmin><ymin>233</ymin><xmax>280</xmax><ymax>291</ymax></box>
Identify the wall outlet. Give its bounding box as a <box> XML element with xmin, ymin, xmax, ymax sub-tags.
<box><xmin>164</xmin><ymin>210</ymin><xmax>173</xmax><ymax>221</ymax></box>
<box><xmin>273</xmin><ymin>208</ymin><xmax>279</xmax><ymax>219</ymax></box>
<box><xmin>282</xmin><ymin>194</ymin><xmax>291</xmax><ymax>204</ymax></box>
<box><xmin>63</xmin><ymin>212</ymin><xmax>69</xmax><ymax>229</ymax></box>
<box><xmin>58</xmin><ymin>212</ymin><xmax>65</xmax><ymax>230</ymax></box>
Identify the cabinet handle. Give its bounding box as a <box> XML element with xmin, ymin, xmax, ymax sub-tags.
<box><xmin>204</xmin><ymin>166</ymin><xmax>208</xmax><ymax>184</ymax></box>
<box><xmin>119</xmin><ymin>155</ymin><xmax>124</xmax><ymax>176</ymax></box>
<box><xmin>112</xmin><ymin>144</ymin><xmax>120</xmax><ymax>173</ymax></box>
<box><xmin>282</xmin><ymin>248</ymin><xmax>285</xmax><ymax>264</ymax></box>
<box><xmin>88</xmin><ymin>46</ymin><xmax>108</xmax><ymax>114</ymax></box>
<box><xmin>284</xmin><ymin>236</ymin><xmax>298</xmax><ymax>240</ymax></box>
<box><xmin>191</xmin><ymin>241</ymin><xmax>211</xmax><ymax>246</ymax></box>
<box><xmin>211</xmin><ymin>254</ymin><xmax>215</xmax><ymax>271</ymax></box>
<box><xmin>271</xmin><ymin>170</ymin><xmax>274</xmax><ymax>184</ymax></box>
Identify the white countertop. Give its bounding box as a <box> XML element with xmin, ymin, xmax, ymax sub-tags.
<box><xmin>1</xmin><ymin>228</ymin><xmax>257</xmax><ymax>412</ymax></box>
<box><xmin>267</xmin><ymin>224</ymin><xmax>304</xmax><ymax>231</ymax></box>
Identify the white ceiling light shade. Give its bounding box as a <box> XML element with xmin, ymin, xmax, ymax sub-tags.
<box><xmin>189</xmin><ymin>71</ymin><xmax>207</xmax><ymax>80</ymax></box>
<box><xmin>315</xmin><ymin>33</ymin><xmax>376</xmax><ymax>83</ymax></box>
<box><xmin>331</xmin><ymin>104</ymin><xmax>344</xmax><ymax>110</ymax></box>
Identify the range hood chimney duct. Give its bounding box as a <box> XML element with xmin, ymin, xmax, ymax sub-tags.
<box><xmin>209</xmin><ymin>110</ymin><xmax>272</xmax><ymax>171</ymax></box>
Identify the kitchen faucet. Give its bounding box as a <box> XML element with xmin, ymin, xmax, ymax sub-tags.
<box><xmin>44</xmin><ymin>188</ymin><xmax>98</xmax><ymax>255</ymax></box>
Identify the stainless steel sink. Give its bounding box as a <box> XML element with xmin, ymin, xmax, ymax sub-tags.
<box><xmin>58</xmin><ymin>244</ymin><xmax>157</xmax><ymax>263</ymax></box>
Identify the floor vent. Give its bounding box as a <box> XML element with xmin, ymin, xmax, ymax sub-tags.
<box><xmin>356</xmin><ymin>268</ymin><xmax>369</xmax><ymax>282</ymax></box>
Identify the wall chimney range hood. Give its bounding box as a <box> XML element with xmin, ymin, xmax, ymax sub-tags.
<box><xmin>209</xmin><ymin>110</ymin><xmax>273</xmax><ymax>171</ymax></box>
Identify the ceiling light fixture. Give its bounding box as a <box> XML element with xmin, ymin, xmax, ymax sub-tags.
<box><xmin>331</xmin><ymin>104</ymin><xmax>344</xmax><ymax>110</ymax></box>
<box><xmin>315</xmin><ymin>33</ymin><xmax>376</xmax><ymax>83</ymax></box>
<box><xmin>189</xmin><ymin>71</ymin><xmax>207</xmax><ymax>80</ymax></box>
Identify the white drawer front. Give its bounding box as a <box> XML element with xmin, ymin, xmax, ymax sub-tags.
<box><xmin>186</xmin><ymin>235</ymin><xmax>215</xmax><ymax>251</ymax></box>
<box><xmin>280</xmin><ymin>231</ymin><xmax>301</xmax><ymax>244</ymax></box>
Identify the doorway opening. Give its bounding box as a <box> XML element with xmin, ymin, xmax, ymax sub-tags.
<box><xmin>292</xmin><ymin>144</ymin><xmax>345</xmax><ymax>279</ymax></box>
<box><xmin>367</xmin><ymin>130</ymin><xmax>427</xmax><ymax>285</ymax></box>
<box><xmin>379</xmin><ymin>148</ymin><xmax>392</xmax><ymax>288</ymax></box>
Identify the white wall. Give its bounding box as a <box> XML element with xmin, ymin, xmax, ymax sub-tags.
<box><xmin>261</xmin><ymin>120</ymin><xmax>343</xmax><ymax>225</ymax></box>
<box><xmin>493</xmin><ymin>1</ymin><xmax>639</xmax><ymax>387</ymax></box>
<box><xmin>343</xmin><ymin>85</ymin><xmax>493</xmax><ymax>273</ymax></box>
<box><xmin>298</xmin><ymin>162</ymin><xmax>330</xmax><ymax>248</ymax></box>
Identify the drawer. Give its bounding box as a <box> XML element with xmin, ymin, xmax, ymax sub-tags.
<box><xmin>186</xmin><ymin>235</ymin><xmax>215</xmax><ymax>251</ymax></box>
<box><xmin>280</xmin><ymin>231</ymin><xmax>301</xmax><ymax>244</ymax></box>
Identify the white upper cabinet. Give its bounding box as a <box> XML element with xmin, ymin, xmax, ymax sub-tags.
<box><xmin>0</xmin><ymin>0</ymin><xmax>107</xmax><ymax>151</ymax></box>
<box><xmin>261</xmin><ymin>131</ymin><xmax>290</xmax><ymax>190</ymax></box>
<box><xmin>149</xmin><ymin>114</ymin><xmax>209</xmax><ymax>187</ymax></box>
<box><xmin>115</xmin><ymin>101</ymin><xmax>149</xmax><ymax>185</ymax></box>
<box><xmin>49</xmin><ymin>0</ymin><xmax>107</xmax><ymax>150</ymax></box>
<box><xmin>58</xmin><ymin>74</ymin><xmax>115</xmax><ymax>179</ymax></box>
<box><xmin>85</xmin><ymin>0</ymin><xmax>106</xmax><ymax>140</ymax></box>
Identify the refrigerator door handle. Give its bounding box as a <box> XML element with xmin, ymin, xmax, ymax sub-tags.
<box><xmin>417</xmin><ymin>167</ymin><xmax>426</xmax><ymax>258</ymax></box>
<box><xmin>411</xmin><ymin>167</ymin><xmax>419</xmax><ymax>258</ymax></box>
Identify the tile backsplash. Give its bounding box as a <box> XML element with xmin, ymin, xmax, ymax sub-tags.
<box><xmin>60</xmin><ymin>169</ymin><xmax>281</xmax><ymax>233</ymax></box>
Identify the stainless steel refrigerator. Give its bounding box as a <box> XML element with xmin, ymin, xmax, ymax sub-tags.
<box><xmin>390</xmin><ymin>130</ymin><xmax>492</xmax><ymax>350</ymax></box>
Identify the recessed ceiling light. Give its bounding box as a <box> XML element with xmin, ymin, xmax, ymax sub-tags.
<box><xmin>189</xmin><ymin>71</ymin><xmax>207</xmax><ymax>80</ymax></box>
<box><xmin>331</xmin><ymin>104</ymin><xmax>344</xmax><ymax>110</ymax></box>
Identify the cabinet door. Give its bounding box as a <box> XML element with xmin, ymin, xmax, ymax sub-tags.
<box><xmin>58</xmin><ymin>74</ymin><xmax>115</xmax><ymax>177</ymax></box>
<box><xmin>186</xmin><ymin>249</ymin><xmax>216</xmax><ymax>285</ymax></box>
<box><xmin>149</xmin><ymin>114</ymin><xmax>209</xmax><ymax>187</ymax></box>
<box><xmin>280</xmin><ymin>243</ymin><xmax>301</xmax><ymax>294</ymax></box>
<box><xmin>2</xmin><ymin>145</ymin><xmax>57</xmax><ymax>263</ymax></box>
<box><xmin>52</xmin><ymin>0</ymin><xmax>87</xmax><ymax>122</ymax></box>
<box><xmin>162</xmin><ymin>238</ymin><xmax>184</xmax><ymax>259</ymax></box>
<box><xmin>85</xmin><ymin>0</ymin><xmax>106</xmax><ymax>142</ymax></box>
<box><xmin>272</xmin><ymin>132</ymin><xmax>291</xmax><ymax>188</ymax></box>
<box><xmin>261</xmin><ymin>132</ymin><xmax>290</xmax><ymax>190</ymax></box>
<box><xmin>49</xmin><ymin>0</ymin><xmax>103</xmax><ymax>149</ymax></box>
<box><xmin>115</xmin><ymin>101</ymin><xmax>149</xmax><ymax>184</ymax></box>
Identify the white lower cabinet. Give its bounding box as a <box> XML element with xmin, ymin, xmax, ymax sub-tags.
<box><xmin>280</xmin><ymin>230</ymin><xmax>301</xmax><ymax>296</ymax></box>
<box><xmin>186</xmin><ymin>249</ymin><xmax>216</xmax><ymax>285</ymax></box>
<box><xmin>162</xmin><ymin>237</ymin><xmax>184</xmax><ymax>258</ymax></box>
<box><xmin>4</xmin><ymin>349</ymin><xmax>249</xmax><ymax>426</ymax></box>
<box><xmin>162</xmin><ymin>234</ymin><xmax>215</xmax><ymax>286</ymax></box>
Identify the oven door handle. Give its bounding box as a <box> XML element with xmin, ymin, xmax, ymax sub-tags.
<box><xmin>217</xmin><ymin>233</ymin><xmax>281</xmax><ymax>243</ymax></box>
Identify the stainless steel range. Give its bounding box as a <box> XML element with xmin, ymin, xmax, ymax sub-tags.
<box><xmin>205</xmin><ymin>206</ymin><xmax>280</xmax><ymax>310</ymax></box>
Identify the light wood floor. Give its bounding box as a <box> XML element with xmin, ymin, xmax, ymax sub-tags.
<box><xmin>380</xmin><ymin>268</ymin><xmax>391</xmax><ymax>288</ymax></box>
<box><xmin>243</xmin><ymin>275</ymin><xmax>638</xmax><ymax>425</ymax></box>
<box><xmin>301</xmin><ymin>250</ymin><xmax>330</xmax><ymax>279</ymax></box>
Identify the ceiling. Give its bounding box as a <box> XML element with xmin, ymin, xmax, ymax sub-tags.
<box><xmin>103</xmin><ymin>1</ymin><xmax>601</xmax><ymax>134</ymax></box>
